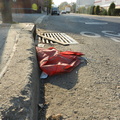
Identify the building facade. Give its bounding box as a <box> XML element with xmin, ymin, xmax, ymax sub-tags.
<box><xmin>12</xmin><ymin>0</ymin><xmax>44</xmax><ymax>13</ymax></box>
<box><xmin>76</xmin><ymin>0</ymin><xmax>94</xmax><ymax>8</ymax></box>
<box><xmin>76</xmin><ymin>0</ymin><xmax>120</xmax><ymax>10</ymax></box>
<box><xmin>94</xmin><ymin>0</ymin><xmax>120</xmax><ymax>9</ymax></box>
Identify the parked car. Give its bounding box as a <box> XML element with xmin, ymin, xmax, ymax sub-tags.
<box><xmin>51</xmin><ymin>7</ymin><xmax>60</xmax><ymax>15</ymax></box>
<box><xmin>61</xmin><ymin>10</ymin><xmax>66</xmax><ymax>14</ymax></box>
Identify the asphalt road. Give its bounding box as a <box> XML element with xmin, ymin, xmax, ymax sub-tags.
<box><xmin>39</xmin><ymin>13</ymin><xmax>120</xmax><ymax>41</ymax></box>
<box><xmin>0</xmin><ymin>13</ymin><xmax>120</xmax><ymax>119</ymax></box>
<box><xmin>37</xmin><ymin>13</ymin><xmax>120</xmax><ymax>119</ymax></box>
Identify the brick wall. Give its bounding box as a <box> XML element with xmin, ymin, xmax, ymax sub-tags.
<box><xmin>12</xmin><ymin>0</ymin><xmax>44</xmax><ymax>13</ymax></box>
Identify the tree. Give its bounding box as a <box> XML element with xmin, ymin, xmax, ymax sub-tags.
<box><xmin>44</xmin><ymin>0</ymin><xmax>53</xmax><ymax>14</ymax></box>
<box><xmin>94</xmin><ymin>5</ymin><xmax>100</xmax><ymax>15</ymax></box>
<box><xmin>90</xmin><ymin>6</ymin><xmax>95</xmax><ymax>14</ymax></box>
<box><xmin>96</xmin><ymin>5</ymin><xmax>100</xmax><ymax>15</ymax></box>
<box><xmin>100</xmin><ymin>8</ymin><xmax>107</xmax><ymax>15</ymax></box>
<box><xmin>71</xmin><ymin>2</ymin><xmax>76</xmax><ymax>13</ymax></box>
<box><xmin>87</xmin><ymin>6</ymin><xmax>91</xmax><ymax>14</ymax></box>
<box><xmin>59</xmin><ymin>2</ymin><xmax>68</xmax><ymax>10</ymax></box>
<box><xmin>108</xmin><ymin>2</ymin><xmax>115</xmax><ymax>16</ymax></box>
<box><xmin>48</xmin><ymin>0</ymin><xmax>52</xmax><ymax>10</ymax></box>
<box><xmin>0</xmin><ymin>0</ymin><xmax>13</xmax><ymax>23</ymax></box>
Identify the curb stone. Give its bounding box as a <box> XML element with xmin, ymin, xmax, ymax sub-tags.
<box><xmin>0</xmin><ymin>14</ymin><xmax>47</xmax><ymax>120</ymax></box>
<box><xmin>0</xmin><ymin>23</ymin><xmax>39</xmax><ymax>120</ymax></box>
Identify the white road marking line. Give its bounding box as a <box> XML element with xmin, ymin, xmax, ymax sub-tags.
<box><xmin>80</xmin><ymin>31</ymin><xmax>101</xmax><ymax>38</ymax></box>
<box><xmin>85</xmin><ymin>22</ymin><xmax>108</xmax><ymax>25</ymax></box>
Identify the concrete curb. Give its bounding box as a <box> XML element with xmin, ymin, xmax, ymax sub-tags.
<box><xmin>0</xmin><ymin>14</ymin><xmax>46</xmax><ymax>120</ymax></box>
<box><xmin>35</xmin><ymin>15</ymin><xmax>46</xmax><ymax>24</ymax></box>
<box><xmin>0</xmin><ymin>23</ymin><xmax>39</xmax><ymax>120</ymax></box>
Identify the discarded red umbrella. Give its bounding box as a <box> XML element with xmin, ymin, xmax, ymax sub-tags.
<box><xmin>36</xmin><ymin>47</ymin><xmax>84</xmax><ymax>76</ymax></box>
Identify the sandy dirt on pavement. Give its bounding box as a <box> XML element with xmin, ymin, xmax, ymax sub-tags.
<box><xmin>37</xmin><ymin>28</ymin><xmax>120</xmax><ymax>120</ymax></box>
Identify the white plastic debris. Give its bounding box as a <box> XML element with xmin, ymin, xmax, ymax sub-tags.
<box><xmin>79</xmin><ymin>57</ymin><xmax>88</xmax><ymax>63</ymax></box>
<box><xmin>38</xmin><ymin>44</ymin><xmax>45</xmax><ymax>48</ymax></box>
<box><xmin>40</xmin><ymin>71</ymin><xmax>48</xmax><ymax>79</ymax></box>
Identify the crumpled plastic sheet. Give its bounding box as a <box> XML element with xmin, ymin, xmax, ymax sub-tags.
<box><xmin>36</xmin><ymin>47</ymin><xmax>84</xmax><ymax>76</ymax></box>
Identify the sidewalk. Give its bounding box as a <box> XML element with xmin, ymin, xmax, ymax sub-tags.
<box><xmin>0</xmin><ymin>13</ymin><xmax>46</xmax><ymax>120</ymax></box>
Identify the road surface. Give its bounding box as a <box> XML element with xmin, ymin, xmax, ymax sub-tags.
<box><xmin>37</xmin><ymin>13</ymin><xmax>120</xmax><ymax>120</ymax></box>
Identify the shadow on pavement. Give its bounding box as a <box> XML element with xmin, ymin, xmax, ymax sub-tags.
<box><xmin>1</xmin><ymin>94</ymin><xmax>30</xmax><ymax>120</ymax></box>
<box><xmin>44</xmin><ymin>60</ymin><xmax>87</xmax><ymax>90</ymax></box>
<box><xmin>39</xmin><ymin>60</ymin><xmax>87</xmax><ymax>120</ymax></box>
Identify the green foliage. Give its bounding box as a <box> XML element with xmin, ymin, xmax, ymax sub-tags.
<box><xmin>94</xmin><ymin>6</ymin><xmax>96</xmax><ymax>14</ymax></box>
<box><xmin>71</xmin><ymin>3</ymin><xmax>76</xmax><ymax>13</ymax></box>
<box><xmin>97</xmin><ymin>6</ymin><xmax>100</xmax><ymax>14</ymax></box>
<box><xmin>100</xmin><ymin>8</ymin><xmax>107</xmax><ymax>15</ymax></box>
<box><xmin>108</xmin><ymin>2</ymin><xmax>115</xmax><ymax>16</ymax></box>
<box><xmin>44</xmin><ymin>0</ymin><xmax>52</xmax><ymax>8</ymax></box>
<box><xmin>110</xmin><ymin>2</ymin><xmax>115</xmax><ymax>9</ymax></box>
<box><xmin>77</xmin><ymin>6</ymin><xmax>96</xmax><ymax>14</ymax></box>
<box><xmin>87</xmin><ymin>6</ymin><xmax>91</xmax><ymax>14</ymax></box>
<box><xmin>59</xmin><ymin>2</ymin><xmax>68</xmax><ymax>10</ymax></box>
<box><xmin>115</xmin><ymin>9</ymin><xmax>120</xmax><ymax>16</ymax></box>
<box><xmin>77</xmin><ymin>7</ymin><xmax>87</xmax><ymax>14</ymax></box>
<box><xmin>91</xmin><ymin>6</ymin><xmax>95</xmax><ymax>14</ymax></box>
<box><xmin>87</xmin><ymin>6</ymin><xmax>95</xmax><ymax>14</ymax></box>
<box><xmin>94</xmin><ymin>5</ymin><xmax>100</xmax><ymax>15</ymax></box>
<box><xmin>76</xmin><ymin>2</ymin><xmax>119</xmax><ymax>16</ymax></box>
